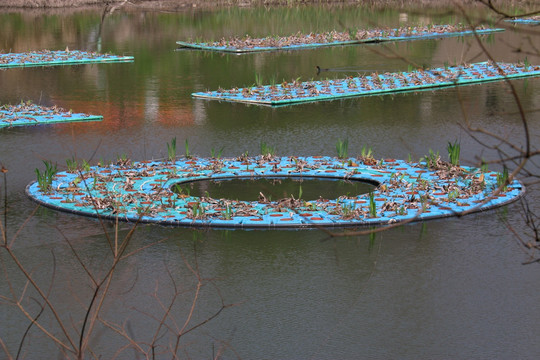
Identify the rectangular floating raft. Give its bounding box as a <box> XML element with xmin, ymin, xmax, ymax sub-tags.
<box><xmin>177</xmin><ymin>26</ymin><xmax>503</xmax><ymax>53</ymax></box>
<box><xmin>177</xmin><ymin>39</ymin><xmax>359</xmax><ymax>53</ymax></box>
<box><xmin>0</xmin><ymin>104</ymin><xmax>102</xmax><ymax>128</ymax></box>
<box><xmin>0</xmin><ymin>50</ymin><xmax>134</xmax><ymax>69</ymax></box>
<box><xmin>192</xmin><ymin>62</ymin><xmax>540</xmax><ymax>106</ymax></box>
<box><xmin>504</xmin><ymin>18</ymin><xmax>540</xmax><ymax>25</ymax></box>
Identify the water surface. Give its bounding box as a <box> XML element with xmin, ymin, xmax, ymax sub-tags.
<box><xmin>1</xmin><ymin>4</ymin><xmax>540</xmax><ymax>359</ymax></box>
<box><xmin>174</xmin><ymin>177</ymin><xmax>376</xmax><ymax>201</ymax></box>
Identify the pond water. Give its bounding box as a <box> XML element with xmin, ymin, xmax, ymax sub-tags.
<box><xmin>1</xmin><ymin>4</ymin><xmax>540</xmax><ymax>359</ymax></box>
<box><xmin>173</xmin><ymin>177</ymin><xmax>377</xmax><ymax>201</ymax></box>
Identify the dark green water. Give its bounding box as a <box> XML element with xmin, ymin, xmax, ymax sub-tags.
<box><xmin>173</xmin><ymin>177</ymin><xmax>376</xmax><ymax>201</ymax></box>
<box><xmin>1</xmin><ymin>4</ymin><xmax>540</xmax><ymax>359</ymax></box>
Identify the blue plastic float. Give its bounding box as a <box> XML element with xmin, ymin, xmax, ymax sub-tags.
<box><xmin>192</xmin><ymin>61</ymin><xmax>540</xmax><ymax>106</ymax></box>
<box><xmin>505</xmin><ymin>17</ymin><xmax>540</xmax><ymax>25</ymax></box>
<box><xmin>0</xmin><ymin>50</ymin><xmax>134</xmax><ymax>68</ymax></box>
<box><xmin>26</xmin><ymin>155</ymin><xmax>523</xmax><ymax>229</ymax></box>
<box><xmin>0</xmin><ymin>103</ymin><xmax>102</xmax><ymax>128</ymax></box>
<box><xmin>177</xmin><ymin>25</ymin><xmax>503</xmax><ymax>53</ymax></box>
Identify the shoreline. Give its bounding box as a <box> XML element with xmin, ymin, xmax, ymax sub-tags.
<box><xmin>1</xmin><ymin>0</ymin><xmax>537</xmax><ymax>10</ymax></box>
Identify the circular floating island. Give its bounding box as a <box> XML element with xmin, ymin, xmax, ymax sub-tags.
<box><xmin>26</xmin><ymin>156</ymin><xmax>524</xmax><ymax>228</ymax></box>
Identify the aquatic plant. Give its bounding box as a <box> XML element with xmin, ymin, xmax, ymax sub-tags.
<box><xmin>448</xmin><ymin>189</ymin><xmax>460</xmax><ymax>202</ymax></box>
<box><xmin>481</xmin><ymin>160</ymin><xmax>489</xmax><ymax>172</ymax></box>
<box><xmin>260</xmin><ymin>142</ymin><xmax>276</xmax><ymax>157</ymax></box>
<box><xmin>369</xmin><ymin>191</ymin><xmax>377</xmax><ymax>218</ymax></box>
<box><xmin>81</xmin><ymin>160</ymin><xmax>91</xmax><ymax>172</ymax></box>
<box><xmin>191</xmin><ymin>201</ymin><xmax>206</xmax><ymax>219</ymax></box>
<box><xmin>167</xmin><ymin>137</ymin><xmax>177</xmax><ymax>162</ymax></box>
<box><xmin>35</xmin><ymin>161</ymin><xmax>57</xmax><ymax>192</ymax></box>
<box><xmin>211</xmin><ymin>146</ymin><xmax>224</xmax><ymax>159</ymax></box>
<box><xmin>223</xmin><ymin>204</ymin><xmax>233</xmax><ymax>220</ymax></box>
<box><xmin>422</xmin><ymin>149</ymin><xmax>440</xmax><ymax>169</ymax></box>
<box><xmin>172</xmin><ymin>184</ymin><xmax>184</xmax><ymax>195</ymax></box>
<box><xmin>336</xmin><ymin>138</ymin><xmax>349</xmax><ymax>159</ymax></box>
<box><xmin>359</xmin><ymin>145</ymin><xmax>376</xmax><ymax>165</ymax></box>
<box><xmin>361</xmin><ymin>145</ymin><xmax>373</xmax><ymax>159</ymax></box>
<box><xmin>116</xmin><ymin>153</ymin><xmax>131</xmax><ymax>166</ymax></box>
<box><xmin>341</xmin><ymin>202</ymin><xmax>355</xmax><ymax>218</ymax></box>
<box><xmin>66</xmin><ymin>157</ymin><xmax>78</xmax><ymax>172</ymax></box>
<box><xmin>185</xmin><ymin>139</ymin><xmax>191</xmax><ymax>159</ymax></box>
<box><xmin>255</xmin><ymin>73</ymin><xmax>264</xmax><ymax>87</ymax></box>
<box><xmin>238</xmin><ymin>151</ymin><xmax>249</xmax><ymax>162</ymax></box>
<box><xmin>497</xmin><ymin>167</ymin><xmax>509</xmax><ymax>191</ymax></box>
<box><xmin>447</xmin><ymin>140</ymin><xmax>461</xmax><ymax>166</ymax></box>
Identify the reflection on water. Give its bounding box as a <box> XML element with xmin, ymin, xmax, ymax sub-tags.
<box><xmin>1</xmin><ymin>4</ymin><xmax>540</xmax><ymax>359</ymax></box>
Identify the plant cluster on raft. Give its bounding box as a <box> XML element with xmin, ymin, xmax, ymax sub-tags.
<box><xmin>509</xmin><ymin>15</ymin><xmax>540</xmax><ymax>21</ymax></box>
<box><xmin>211</xmin><ymin>61</ymin><xmax>539</xmax><ymax>102</ymax></box>
<box><xmin>0</xmin><ymin>49</ymin><xmax>119</xmax><ymax>65</ymax></box>
<box><xmin>32</xmin><ymin>148</ymin><xmax>506</xmax><ymax>223</ymax></box>
<box><xmin>0</xmin><ymin>101</ymin><xmax>72</xmax><ymax>124</ymax></box>
<box><xmin>198</xmin><ymin>24</ymin><xmax>491</xmax><ymax>49</ymax></box>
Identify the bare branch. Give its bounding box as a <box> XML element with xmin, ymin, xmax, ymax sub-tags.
<box><xmin>15</xmin><ymin>297</ymin><xmax>45</xmax><ymax>360</ymax></box>
<box><xmin>0</xmin><ymin>337</ymin><xmax>13</xmax><ymax>360</ymax></box>
<box><xmin>55</xmin><ymin>226</ymin><xmax>97</xmax><ymax>286</ymax></box>
<box><xmin>475</xmin><ymin>0</ymin><xmax>540</xmax><ymax>19</ymax></box>
<box><xmin>4</xmin><ymin>245</ymin><xmax>76</xmax><ymax>352</ymax></box>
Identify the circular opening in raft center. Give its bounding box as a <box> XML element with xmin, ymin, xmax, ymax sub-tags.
<box><xmin>171</xmin><ymin>177</ymin><xmax>378</xmax><ymax>202</ymax></box>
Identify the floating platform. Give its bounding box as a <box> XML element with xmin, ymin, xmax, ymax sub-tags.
<box><xmin>26</xmin><ymin>155</ymin><xmax>523</xmax><ymax>229</ymax></box>
<box><xmin>192</xmin><ymin>61</ymin><xmax>540</xmax><ymax>106</ymax></box>
<box><xmin>0</xmin><ymin>50</ymin><xmax>134</xmax><ymax>69</ymax></box>
<box><xmin>177</xmin><ymin>25</ymin><xmax>503</xmax><ymax>53</ymax></box>
<box><xmin>0</xmin><ymin>103</ymin><xmax>102</xmax><ymax>128</ymax></box>
<box><xmin>505</xmin><ymin>17</ymin><xmax>540</xmax><ymax>25</ymax></box>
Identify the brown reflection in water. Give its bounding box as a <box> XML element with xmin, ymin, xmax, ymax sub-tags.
<box><xmin>50</xmin><ymin>98</ymin><xmax>194</xmax><ymax>134</ymax></box>
<box><xmin>154</xmin><ymin>104</ymin><xmax>195</xmax><ymax>127</ymax></box>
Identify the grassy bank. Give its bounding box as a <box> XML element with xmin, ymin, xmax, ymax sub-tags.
<box><xmin>1</xmin><ymin>0</ymin><xmax>538</xmax><ymax>10</ymax></box>
<box><xmin>1</xmin><ymin>0</ymin><xmax>107</xmax><ymax>7</ymax></box>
